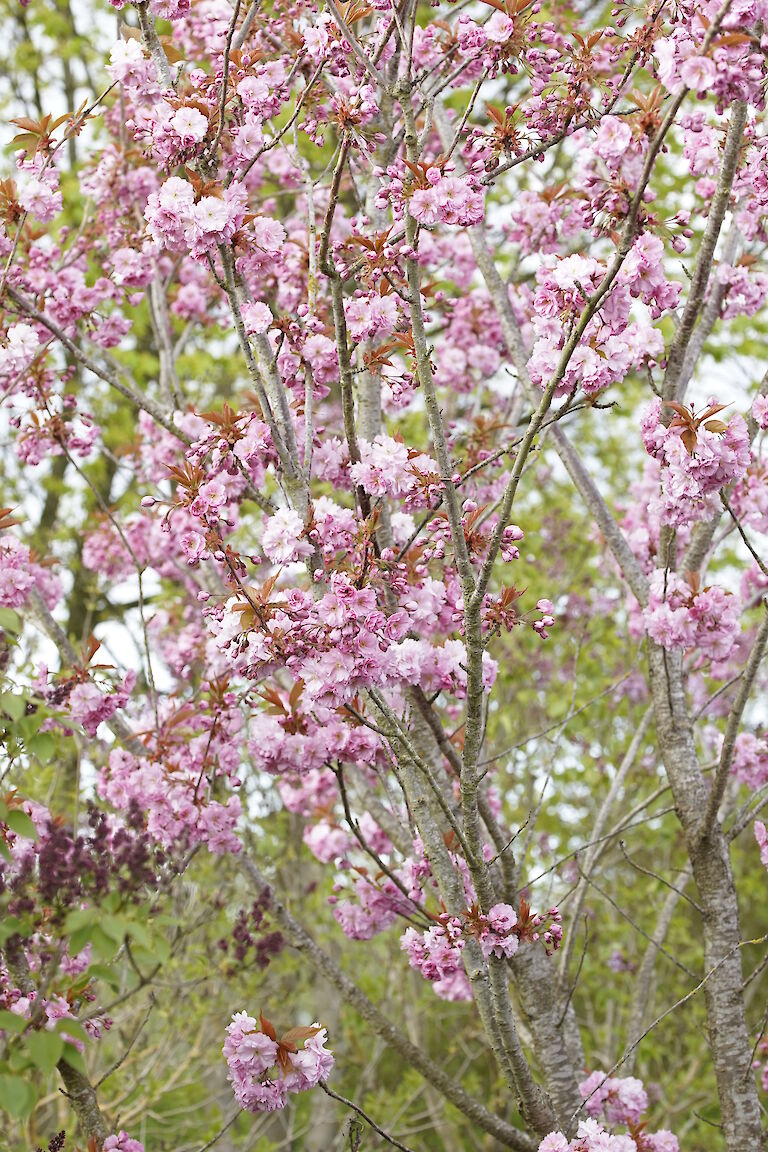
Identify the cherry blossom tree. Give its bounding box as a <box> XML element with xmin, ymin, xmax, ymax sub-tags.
<box><xmin>2</xmin><ymin>0</ymin><xmax>768</xmax><ymax>1149</ymax></box>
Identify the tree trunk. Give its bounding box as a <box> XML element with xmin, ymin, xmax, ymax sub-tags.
<box><xmin>647</xmin><ymin>644</ymin><xmax>763</xmax><ymax>1151</ymax></box>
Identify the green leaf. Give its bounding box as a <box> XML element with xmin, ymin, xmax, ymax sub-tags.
<box><xmin>69</xmin><ymin>926</ymin><xmax>93</xmax><ymax>955</ymax></box>
<box><xmin>87</xmin><ymin>963</ymin><xmax>121</xmax><ymax>991</ymax></box>
<box><xmin>124</xmin><ymin>920</ymin><xmax>153</xmax><ymax>950</ymax></box>
<box><xmin>0</xmin><ymin>693</ymin><xmax>24</xmax><ymax>722</ymax></box>
<box><xmin>52</xmin><ymin>1017</ymin><xmax>89</xmax><ymax>1046</ymax></box>
<box><xmin>64</xmin><ymin>907</ymin><xmax>97</xmax><ymax>935</ymax></box>
<box><xmin>68</xmin><ymin>973</ymin><xmax>92</xmax><ymax>998</ymax></box>
<box><xmin>101</xmin><ymin>890</ymin><xmax>122</xmax><ymax>914</ymax></box>
<box><xmin>4</xmin><ymin>809</ymin><xmax>37</xmax><ymax>841</ymax></box>
<box><xmin>157</xmin><ymin>936</ymin><xmax>171</xmax><ymax>964</ymax></box>
<box><xmin>0</xmin><ymin>915</ymin><xmax>27</xmax><ymax>944</ymax></box>
<box><xmin>100</xmin><ymin>914</ymin><xmax>128</xmax><ymax>944</ymax></box>
<box><xmin>0</xmin><ymin>1010</ymin><xmax>27</xmax><ymax>1035</ymax></box>
<box><xmin>126</xmin><ymin>944</ymin><xmax>157</xmax><ymax>972</ymax></box>
<box><xmin>27</xmin><ymin>733</ymin><xmax>56</xmax><ymax>761</ymax></box>
<box><xmin>0</xmin><ymin>608</ymin><xmax>20</xmax><ymax>633</ymax></box>
<box><xmin>0</xmin><ymin>1073</ymin><xmax>36</xmax><ymax>1118</ymax></box>
<box><xmin>25</xmin><ymin>1030</ymin><xmax>63</xmax><ymax>1074</ymax></box>
<box><xmin>107</xmin><ymin>911</ymin><xmax>171</xmax><ymax>965</ymax></box>
<box><xmin>90</xmin><ymin>924</ymin><xmax>120</xmax><ymax>963</ymax></box>
<box><xmin>6</xmin><ymin>1044</ymin><xmax>29</xmax><ymax>1072</ymax></box>
<box><xmin>59</xmin><ymin>1042</ymin><xmax>86</xmax><ymax>1076</ymax></box>
<box><xmin>16</xmin><ymin>710</ymin><xmax>42</xmax><ymax>739</ymax></box>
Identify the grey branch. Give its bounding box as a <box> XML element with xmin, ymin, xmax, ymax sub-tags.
<box><xmin>663</xmin><ymin>100</ymin><xmax>748</xmax><ymax>403</ymax></box>
<box><xmin>702</xmin><ymin>602</ymin><xmax>768</xmax><ymax>837</ymax></box>
<box><xmin>135</xmin><ymin>0</ymin><xmax>173</xmax><ymax>88</ymax></box>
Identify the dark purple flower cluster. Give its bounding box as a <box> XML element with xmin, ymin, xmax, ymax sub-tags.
<box><xmin>2</xmin><ymin>802</ymin><xmax>165</xmax><ymax>932</ymax></box>
<box><xmin>218</xmin><ymin>886</ymin><xmax>284</xmax><ymax>968</ymax></box>
<box><xmin>35</xmin><ymin>1130</ymin><xmax>66</xmax><ymax>1152</ymax></box>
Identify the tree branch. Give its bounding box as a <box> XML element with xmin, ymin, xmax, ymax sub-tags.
<box><xmin>237</xmin><ymin>853</ymin><xmax>536</xmax><ymax>1151</ymax></box>
<box><xmin>663</xmin><ymin>100</ymin><xmax>748</xmax><ymax>403</ymax></box>
<box><xmin>136</xmin><ymin>0</ymin><xmax>173</xmax><ymax>88</ymax></box>
<box><xmin>702</xmin><ymin>601</ymin><xmax>768</xmax><ymax>838</ymax></box>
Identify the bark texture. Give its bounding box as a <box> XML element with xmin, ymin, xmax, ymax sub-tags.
<box><xmin>647</xmin><ymin>644</ymin><xmax>763</xmax><ymax>1151</ymax></box>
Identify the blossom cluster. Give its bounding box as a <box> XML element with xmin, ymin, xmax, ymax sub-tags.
<box><xmin>207</xmin><ymin>571</ymin><xmax>502</xmax><ymax>708</ymax></box>
<box><xmin>401</xmin><ymin>902</ymin><xmax>563</xmax><ymax>1001</ymax></box>
<box><xmin>539</xmin><ymin>1120</ymin><xmax>678</xmax><ymax>1152</ymax></box>
<box><xmin>538</xmin><ymin>1070</ymin><xmax>679</xmax><ymax>1151</ymax></box>
<box><xmin>641</xmin><ymin>398</ymin><xmax>751</xmax><ymax>528</ymax></box>
<box><xmin>0</xmin><ymin>531</ymin><xmax>61</xmax><ymax>613</ymax></box>
<box><xmin>331</xmin><ymin>870</ymin><xmax>417</xmax><ymax>941</ymax></box>
<box><xmin>103</xmin><ymin>1134</ymin><xmax>144</xmax><ymax>1152</ymax></box>
<box><xmin>730</xmin><ymin>732</ymin><xmax>768</xmax><ymax>790</ymax></box>
<box><xmin>223</xmin><ymin>1011</ymin><xmax>334</xmax><ymax>1112</ymax></box>
<box><xmin>375</xmin><ymin>163</ymin><xmax>485</xmax><ymax>227</ymax></box>
<box><xmin>145</xmin><ymin>177</ymin><xmax>248</xmax><ymax>258</ymax></box>
<box><xmin>38</xmin><ymin>666</ymin><xmax>136</xmax><ymax>739</ymax></box>
<box><xmin>528</xmin><ymin>238</ymin><xmax>679</xmax><ymax>399</ymax></box>
<box><xmin>642</xmin><ymin>570</ymin><xmax>741</xmax><ymax>663</ymax></box>
<box><xmin>401</xmin><ymin>914</ymin><xmax>472</xmax><ymax>1001</ymax></box>
<box><xmin>98</xmin><ymin>740</ymin><xmax>242</xmax><ymax>857</ymax></box>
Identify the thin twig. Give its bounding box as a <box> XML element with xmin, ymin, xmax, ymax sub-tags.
<box><xmin>327</xmin><ymin>0</ymin><xmax>387</xmax><ymax>87</ymax></box>
<box><xmin>320</xmin><ymin>1082</ymin><xmax>418</xmax><ymax>1152</ymax></box>
<box><xmin>569</xmin><ymin>931</ymin><xmax>768</xmax><ymax>1134</ymax></box>
<box><xmin>576</xmin><ymin>865</ymin><xmax>697</xmax><ymax>979</ymax></box>
<box><xmin>95</xmin><ymin>996</ymin><xmax>155</xmax><ymax>1087</ymax></box>
<box><xmin>210</xmin><ymin>0</ymin><xmax>242</xmax><ymax>161</ymax></box>
<box><xmin>232</xmin><ymin>0</ymin><xmax>260</xmax><ymax>49</ymax></box>
<box><xmin>618</xmin><ymin>841</ymin><xmax>703</xmax><ymax>913</ymax></box>
<box><xmin>195</xmin><ymin>1109</ymin><xmax>244</xmax><ymax>1152</ymax></box>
